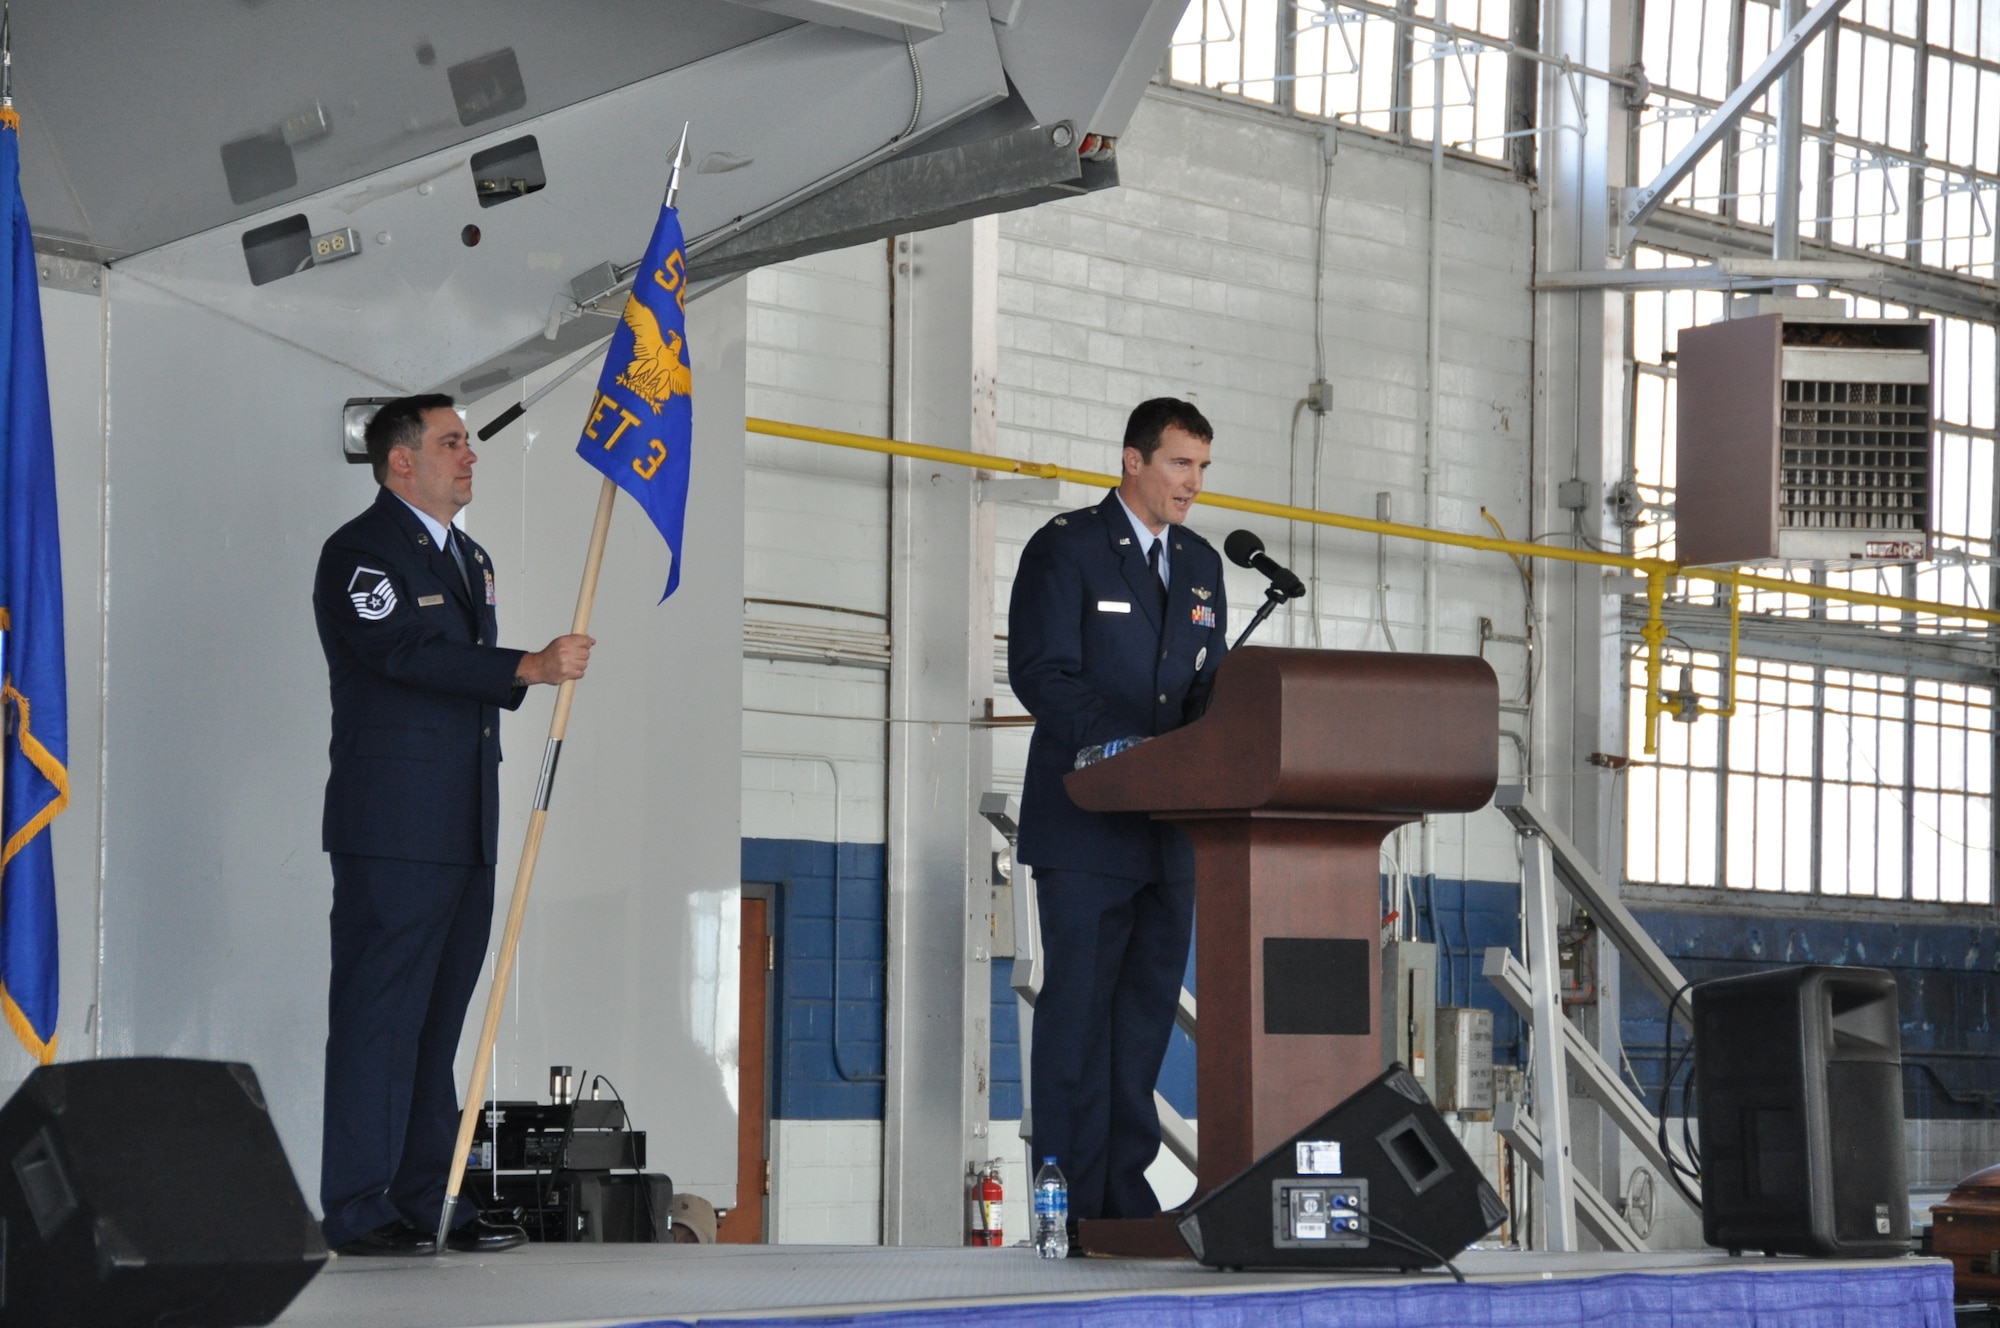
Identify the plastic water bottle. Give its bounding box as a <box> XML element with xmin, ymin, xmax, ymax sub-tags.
<box><xmin>1073</xmin><ymin>735</ymin><xmax>1149</xmax><ymax>770</ymax></box>
<box><xmin>1033</xmin><ymin>1156</ymin><xmax>1069</xmax><ymax>1259</ymax></box>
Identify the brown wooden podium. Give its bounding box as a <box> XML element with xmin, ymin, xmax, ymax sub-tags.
<box><xmin>1062</xmin><ymin>646</ymin><xmax>1498</xmax><ymax>1255</ymax></box>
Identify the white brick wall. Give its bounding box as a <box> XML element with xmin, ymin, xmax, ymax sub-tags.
<box><xmin>742</xmin><ymin>661</ymin><xmax>888</xmax><ymax>845</ymax></box>
<box><xmin>770</xmin><ymin>1119</ymin><xmax>884</xmax><ymax>1244</ymax></box>
<box><xmin>743</xmin><ymin>243</ymin><xmax>893</xmax><ymax>845</ymax></box>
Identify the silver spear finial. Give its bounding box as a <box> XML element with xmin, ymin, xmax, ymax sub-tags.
<box><xmin>664</xmin><ymin>121</ymin><xmax>690</xmax><ymax>209</ymax></box>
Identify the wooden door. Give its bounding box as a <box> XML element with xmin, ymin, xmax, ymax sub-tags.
<box><xmin>717</xmin><ymin>896</ymin><xmax>769</xmax><ymax>1242</ymax></box>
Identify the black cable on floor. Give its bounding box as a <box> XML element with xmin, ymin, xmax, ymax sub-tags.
<box><xmin>1364</xmin><ymin>1214</ymin><xmax>1466</xmax><ymax>1284</ymax></box>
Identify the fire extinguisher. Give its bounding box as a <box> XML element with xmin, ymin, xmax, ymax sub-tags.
<box><xmin>965</xmin><ymin>1159</ymin><xmax>1004</xmax><ymax>1246</ymax></box>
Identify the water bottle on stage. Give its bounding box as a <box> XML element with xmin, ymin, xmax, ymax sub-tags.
<box><xmin>1033</xmin><ymin>1157</ymin><xmax>1069</xmax><ymax>1259</ymax></box>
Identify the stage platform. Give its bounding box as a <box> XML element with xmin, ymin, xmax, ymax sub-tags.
<box><xmin>272</xmin><ymin>1242</ymin><xmax>1953</xmax><ymax>1328</ymax></box>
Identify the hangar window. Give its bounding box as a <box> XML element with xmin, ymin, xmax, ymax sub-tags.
<box><xmin>1635</xmin><ymin>0</ymin><xmax>1999</xmax><ymax>285</ymax></box>
<box><xmin>1170</xmin><ymin>0</ymin><xmax>1546</xmax><ymax>167</ymax></box>
<box><xmin>1621</xmin><ymin>0</ymin><xmax>1997</xmax><ymax>906</ymax></box>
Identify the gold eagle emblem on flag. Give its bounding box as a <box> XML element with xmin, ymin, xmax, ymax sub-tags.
<box><xmin>615</xmin><ymin>296</ymin><xmax>692</xmax><ymax>414</ymax></box>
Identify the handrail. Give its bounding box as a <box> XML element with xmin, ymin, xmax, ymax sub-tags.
<box><xmin>745</xmin><ymin>416</ymin><xmax>1998</xmax><ymax>753</ymax></box>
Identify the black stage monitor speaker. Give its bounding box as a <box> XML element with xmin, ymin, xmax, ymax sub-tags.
<box><xmin>1176</xmin><ymin>1063</ymin><xmax>1504</xmax><ymax>1269</ymax></box>
<box><xmin>0</xmin><ymin>1057</ymin><xmax>327</xmax><ymax>1327</ymax></box>
<box><xmin>1693</xmin><ymin>964</ymin><xmax>1910</xmax><ymax>1257</ymax></box>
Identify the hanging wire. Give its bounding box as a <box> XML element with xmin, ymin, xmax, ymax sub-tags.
<box><xmin>1655</xmin><ymin>980</ymin><xmax>1704</xmax><ymax>1208</ymax></box>
<box><xmin>893</xmin><ymin>28</ymin><xmax>923</xmax><ymax>141</ymax></box>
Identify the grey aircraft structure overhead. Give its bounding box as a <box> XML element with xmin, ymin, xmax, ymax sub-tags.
<box><xmin>14</xmin><ymin>0</ymin><xmax>1182</xmax><ymax>405</ymax></box>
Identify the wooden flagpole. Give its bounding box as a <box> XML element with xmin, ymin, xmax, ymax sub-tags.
<box><xmin>435</xmin><ymin>475</ymin><xmax>616</xmax><ymax>1250</ymax></box>
<box><xmin>436</xmin><ymin>126</ymin><xmax>689</xmax><ymax>1251</ymax></box>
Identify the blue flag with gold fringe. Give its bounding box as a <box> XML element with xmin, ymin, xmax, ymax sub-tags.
<box><xmin>575</xmin><ymin>202</ymin><xmax>693</xmax><ymax>599</ymax></box>
<box><xmin>0</xmin><ymin>104</ymin><xmax>68</xmax><ymax>1064</ymax></box>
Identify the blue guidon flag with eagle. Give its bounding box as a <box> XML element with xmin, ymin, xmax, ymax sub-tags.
<box><xmin>574</xmin><ymin>198</ymin><xmax>694</xmax><ymax>599</ymax></box>
<box><xmin>0</xmin><ymin>99</ymin><xmax>68</xmax><ymax>1064</ymax></box>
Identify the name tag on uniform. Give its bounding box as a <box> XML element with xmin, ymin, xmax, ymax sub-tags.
<box><xmin>1097</xmin><ymin>600</ymin><xmax>1131</xmax><ymax>613</ymax></box>
<box><xmin>417</xmin><ymin>594</ymin><xmax>445</xmax><ymax>607</ymax></box>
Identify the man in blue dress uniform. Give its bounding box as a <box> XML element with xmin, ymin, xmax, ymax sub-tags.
<box><xmin>1007</xmin><ymin>397</ymin><xmax>1228</xmax><ymax>1224</ymax></box>
<box><xmin>313</xmin><ymin>395</ymin><xmax>593</xmax><ymax>1255</ymax></box>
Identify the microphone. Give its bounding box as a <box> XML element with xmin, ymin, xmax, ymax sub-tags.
<box><xmin>1224</xmin><ymin>529</ymin><xmax>1306</xmax><ymax>600</ymax></box>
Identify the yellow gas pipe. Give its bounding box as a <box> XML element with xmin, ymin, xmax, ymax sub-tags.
<box><xmin>745</xmin><ymin>417</ymin><xmax>1991</xmax><ymax>755</ymax></box>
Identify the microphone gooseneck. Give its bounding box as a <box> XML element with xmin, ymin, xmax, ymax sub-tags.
<box><xmin>1225</xmin><ymin>529</ymin><xmax>1307</xmax><ymax>650</ymax></box>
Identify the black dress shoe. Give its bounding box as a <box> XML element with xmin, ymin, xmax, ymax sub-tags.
<box><xmin>336</xmin><ymin>1219</ymin><xmax>437</xmax><ymax>1257</ymax></box>
<box><xmin>446</xmin><ymin>1215</ymin><xmax>529</xmax><ymax>1253</ymax></box>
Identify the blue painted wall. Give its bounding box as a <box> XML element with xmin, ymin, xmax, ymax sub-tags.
<box><xmin>991</xmin><ymin>963</ymin><xmax>1022</xmax><ymax>1120</ymax></box>
<box><xmin>743</xmin><ymin>838</ymin><xmax>887</xmax><ymax>1120</ymax></box>
<box><xmin>1622</xmin><ymin>907</ymin><xmax>2000</xmax><ymax>1121</ymax></box>
<box><xmin>746</xmin><ymin>838</ymin><xmax>2000</xmax><ymax>1126</ymax></box>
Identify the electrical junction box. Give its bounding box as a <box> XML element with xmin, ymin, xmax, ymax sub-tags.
<box><xmin>1380</xmin><ymin>940</ymin><xmax>1436</xmax><ymax>1089</ymax></box>
<box><xmin>1676</xmin><ymin>305</ymin><xmax>1933</xmax><ymax>568</ymax></box>
<box><xmin>1434</xmin><ymin>1006</ymin><xmax>1494</xmax><ymax>1115</ymax></box>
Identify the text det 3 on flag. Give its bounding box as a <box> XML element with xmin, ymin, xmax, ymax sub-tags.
<box><xmin>575</xmin><ymin>201</ymin><xmax>694</xmax><ymax>600</ymax></box>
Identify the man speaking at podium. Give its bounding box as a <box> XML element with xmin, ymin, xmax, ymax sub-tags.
<box><xmin>1007</xmin><ymin>397</ymin><xmax>1228</xmax><ymax>1227</ymax></box>
<box><xmin>313</xmin><ymin>396</ymin><xmax>592</xmax><ymax>1256</ymax></box>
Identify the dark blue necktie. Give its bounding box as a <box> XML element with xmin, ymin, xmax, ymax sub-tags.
<box><xmin>445</xmin><ymin>531</ymin><xmax>472</xmax><ymax>596</ymax></box>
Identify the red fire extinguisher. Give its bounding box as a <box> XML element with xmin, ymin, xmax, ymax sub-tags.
<box><xmin>966</xmin><ymin>1159</ymin><xmax>1004</xmax><ymax>1246</ymax></box>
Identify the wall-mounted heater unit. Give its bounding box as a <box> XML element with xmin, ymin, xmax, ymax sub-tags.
<box><xmin>1676</xmin><ymin>309</ymin><xmax>1933</xmax><ymax>567</ymax></box>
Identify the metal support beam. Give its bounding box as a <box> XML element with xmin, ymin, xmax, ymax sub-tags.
<box><xmin>1619</xmin><ymin>599</ymin><xmax>2000</xmax><ymax>687</ymax></box>
<box><xmin>1619</xmin><ymin>0</ymin><xmax>1850</xmax><ymax>251</ymax></box>
<box><xmin>1637</xmin><ymin>205</ymin><xmax>2000</xmax><ymax>323</ymax></box>
<box><xmin>1484</xmin><ymin>947</ymin><xmax>1694</xmax><ymax>1201</ymax></box>
<box><xmin>1494</xmin><ymin>1104</ymin><xmax>1647</xmax><ymax>1251</ymax></box>
<box><xmin>1495</xmin><ymin>785</ymin><xmax>1693</xmax><ymax>1031</ymax></box>
<box><xmin>1772</xmin><ymin>0</ymin><xmax>1806</xmax><ymax>259</ymax></box>
<box><xmin>1521</xmin><ymin>833</ymin><xmax>1578</xmax><ymax>1251</ymax></box>
<box><xmin>1537</xmin><ymin>0</ymin><xmax>1630</xmax><ymax>1220</ymax></box>
<box><xmin>693</xmin><ymin>117</ymin><xmax>1113</xmax><ymax>283</ymax></box>
<box><xmin>883</xmin><ymin>218</ymin><xmax>997</xmax><ymax>1244</ymax></box>
<box><xmin>1536</xmin><ymin>258</ymin><xmax>1881</xmax><ymax>290</ymax></box>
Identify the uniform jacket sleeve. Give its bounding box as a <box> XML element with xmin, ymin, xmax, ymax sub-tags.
<box><xmin>315</xmin><ymin>540</ymin><xmax>527</xmax><ymax>710</ymax></box>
